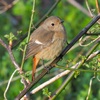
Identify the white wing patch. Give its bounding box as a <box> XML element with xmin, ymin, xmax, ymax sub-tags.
<box><xmin>35</xmin><ymin>40</ymin><xmax>43</xmax><ymax>45</ymax></box>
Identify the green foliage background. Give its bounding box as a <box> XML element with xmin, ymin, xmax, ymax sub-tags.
<box><xmin>0</xmin><ymin>0</ymin><xmax>100</xmax><ymax>100</ymax></box>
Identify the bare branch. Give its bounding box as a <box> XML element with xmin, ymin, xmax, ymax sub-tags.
<box><xmin>0</xmin><ymin>0</ymin><xmax>19</xmax><ymax>14</ymax></box>
<box><xmin>86</xmin><ymin>76</ymin><xmax>95</xmax><ymax>100</ymax></box>
<box><xmin>85</xmin><ymin>0</ymin><xmax>94</xmax><ymax>18</ymax></box>
<box><xmin>67</xmin><ymin>0</ymin><xmax>91</xmax><ymax>17</ymax></box>
<box><xmin>31</xmin><ymin>63</ymin><xmax>79</xmax><ymax>94</ymax></box>
<box><xmin>79</xmin><ymin>36</ymin><xmax>100</xmax><ymax>47</ymax></box>
<box><xmin>96</xmin><ymin>0</ymin><xmax>100</xmax><ymax>13</ymax></box>
<box><xmin>0</xmin><ymin>38</ymin><xmax>21</xmax><ymax>72</ymax></box>
<box><xmin>87</xmin><ymin>50</ymin><xmax>100</xmax><ymax>60</ymax></box>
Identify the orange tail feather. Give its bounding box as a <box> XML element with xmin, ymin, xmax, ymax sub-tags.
<box><xmin>32</xmin><ymin>56</ymin><xmax>40</xmax><ymax>81</ymax></box>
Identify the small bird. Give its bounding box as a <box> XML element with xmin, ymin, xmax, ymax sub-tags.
<box><xmin>25</xmin><ymin>16</ymin><xmax>66</xmax><ymax>80</ymax></box>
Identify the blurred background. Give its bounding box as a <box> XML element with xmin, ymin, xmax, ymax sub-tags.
<box><xmin>0</xmin><ymin>0</ymin><xmax>100</xmax><ymax>100</ymax></box>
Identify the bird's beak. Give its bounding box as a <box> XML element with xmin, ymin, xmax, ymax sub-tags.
<box><xmin>60</xmin><ymin>20</ymin><xmax>64</xmax><ymax>23</ymax></box>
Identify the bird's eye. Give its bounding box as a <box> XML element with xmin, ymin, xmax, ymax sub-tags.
<box><xmin>51</xmin><ymin>23</ymin><xmax>54</xmax><ymax>26</ymax></box>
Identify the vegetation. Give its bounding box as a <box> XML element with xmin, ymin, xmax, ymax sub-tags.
<box><xmin>0</xmin><ymin>0</ymin><xmax>100</xmax><ymax>100</ymax></box>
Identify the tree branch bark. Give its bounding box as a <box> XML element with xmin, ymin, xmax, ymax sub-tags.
<box><xmin>0</xmin><ymin>38</ymin><xmax>21</xmax><ymax>72</ymax></box>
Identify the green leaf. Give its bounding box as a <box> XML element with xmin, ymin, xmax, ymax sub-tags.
<box><xmin>74</xmin><ymin>70</ymin><xmax>80</xmax><ymax>78</ymax></box>
<box><xmin>4</xmin><ymin>32</ymin><xmax>17</xmax><ymax>42</ymax></box>
<box><xmin>42</xmin><ymin>87</ymin><xmax>51</xmax><ymax>98</ymax></box>
<box><xmin>17</xmin><ymin>30</ymin><xmax>22</xmax><ymax>34</ymax></box>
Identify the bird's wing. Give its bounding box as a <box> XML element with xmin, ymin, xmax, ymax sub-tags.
<box><xmin>25</xmin><ymin>27</ymin><xmax>55</xmax><ymax>59</ymax></box>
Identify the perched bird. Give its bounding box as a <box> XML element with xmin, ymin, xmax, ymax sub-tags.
<box><xmin>25</xmin><ymin>16</ymin><xmax>66</xmax><ymax>80</ymax></box>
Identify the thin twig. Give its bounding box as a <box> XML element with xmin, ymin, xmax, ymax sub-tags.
<box><xmin>0</xmin><ymin>0</ymin><xmax>19</xmax><ymax>14</ymax></box>
<box><xmin>87</xmin><ymin>50</ymin><xmax>100</xmax><ymax>60</ymax></box>
<box><xmin>31</xmin><ymin>63</ymin><xmax>79</xmax><ymax>94</ymax></box>
<box><xmin>79</xmin><ymin>35</ymin><xmax>100</xmax><ymax>47</ymax></box>
<box><xmin>0</xmin><ymin>38</ymin><xmax>21</xmax><ymax>72</ymax></box>
<box><xmin>67</xmin><ymin>0</ymin><xmax>91</xmax><ymax>17</ymax></box>
<box><xmin>85</xmin><ymin>0</ymin><xmax>94</xmax><ymax>18</ymax></box>
<box><xmin>19</xmin><ymin>0</ymin><xmax>36</xmax><ymax>99</ymax></box>
<box><xmin>15</xmin><ymin>14</ymin><xmax>100</xmax><ymax>100</ymax></box>
<box><xmin>86</xmin><ymin>76</ymin><xmax>95</xmax><ymax>100</ymax></box>
<box><xmin>34</xmin><ymin>0</ymin><xmax>61</xmax><ymax>27</ymax></box>
<box><xmin>21</xmin><ymin>0</ymin><xmax>36</xmax><ymax>69</ymax></box>
<box><xmin>96</xmin><ymin>0</ymin><xmax>100</xmax><ymax>13</ymax></box>
<box><xmin>4</xmin><ymin>69</ymin><xmax>18</xmax><ymax>100</ymax></box>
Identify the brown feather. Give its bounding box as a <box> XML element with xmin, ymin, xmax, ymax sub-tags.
<box><xmin>25</xmin><ymin>27</ymin><xmax>55</xmax><ymax>59</ymax></box>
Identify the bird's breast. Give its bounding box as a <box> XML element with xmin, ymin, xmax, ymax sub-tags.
<box><xmin>35</xmin><ymin>38</ymin><xmax>65</xmax><ymax>60</ymax></box>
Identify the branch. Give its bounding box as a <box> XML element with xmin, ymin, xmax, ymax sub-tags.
<box><xmin>0</xmin><ymin>38</ymin><xmax>21</xmax><ymax>72</ymax></box>
<box><xmin>0</xmin><ymin>0</ymin><xmax>19</xmax><ymax>14</ymax></box>
<box><xmin>96</xmin><ymin>0</ymin><xmax>100</xmax><ymax>13</ymax></box>
<box><xmin>15</xmin><ymin>14</ymin><xmax>100</xmax><ymax>100</ymax></box>
<box><xmin>20</xmin><ymin>0</ymin><xmax>35</xmax><ymax>70</ymax></box>
<box><xmin>0</xmin><ymin>60</ymin><xmax>52</xmax><ymax>87</ymax></box>
<box><xmin>79</xmin><ymin>36</ymin><xmax>100</xmax><ymax>47</ymax></box>
<box><xmin>0</xmin><ymin>38</ymin><xmax>29</xmax><ymax>99</ymax></box>
<box><xmin>31</xmin><ymin>63</ymin><xmax>79</xmax><ymax>94</ymax></box>
<box><xmin>67</xmin><ymin>0</ymin><xmax>91</xmax><ymax>17</ymax></box>
<box><xmin>31</xmin><ymin>49</ymin><xmax>100</xmax><ymax>94</ymax></box>
<box><xmin>85</xmin><ymin>0</ymin><xmax>94</xmax><ymax>18</ymax></box>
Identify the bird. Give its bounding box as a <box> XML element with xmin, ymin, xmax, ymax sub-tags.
<box><xmin>25</xmin><ymin>16</ymin><xmax>66</xmax><ymax>81</ymax></box>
